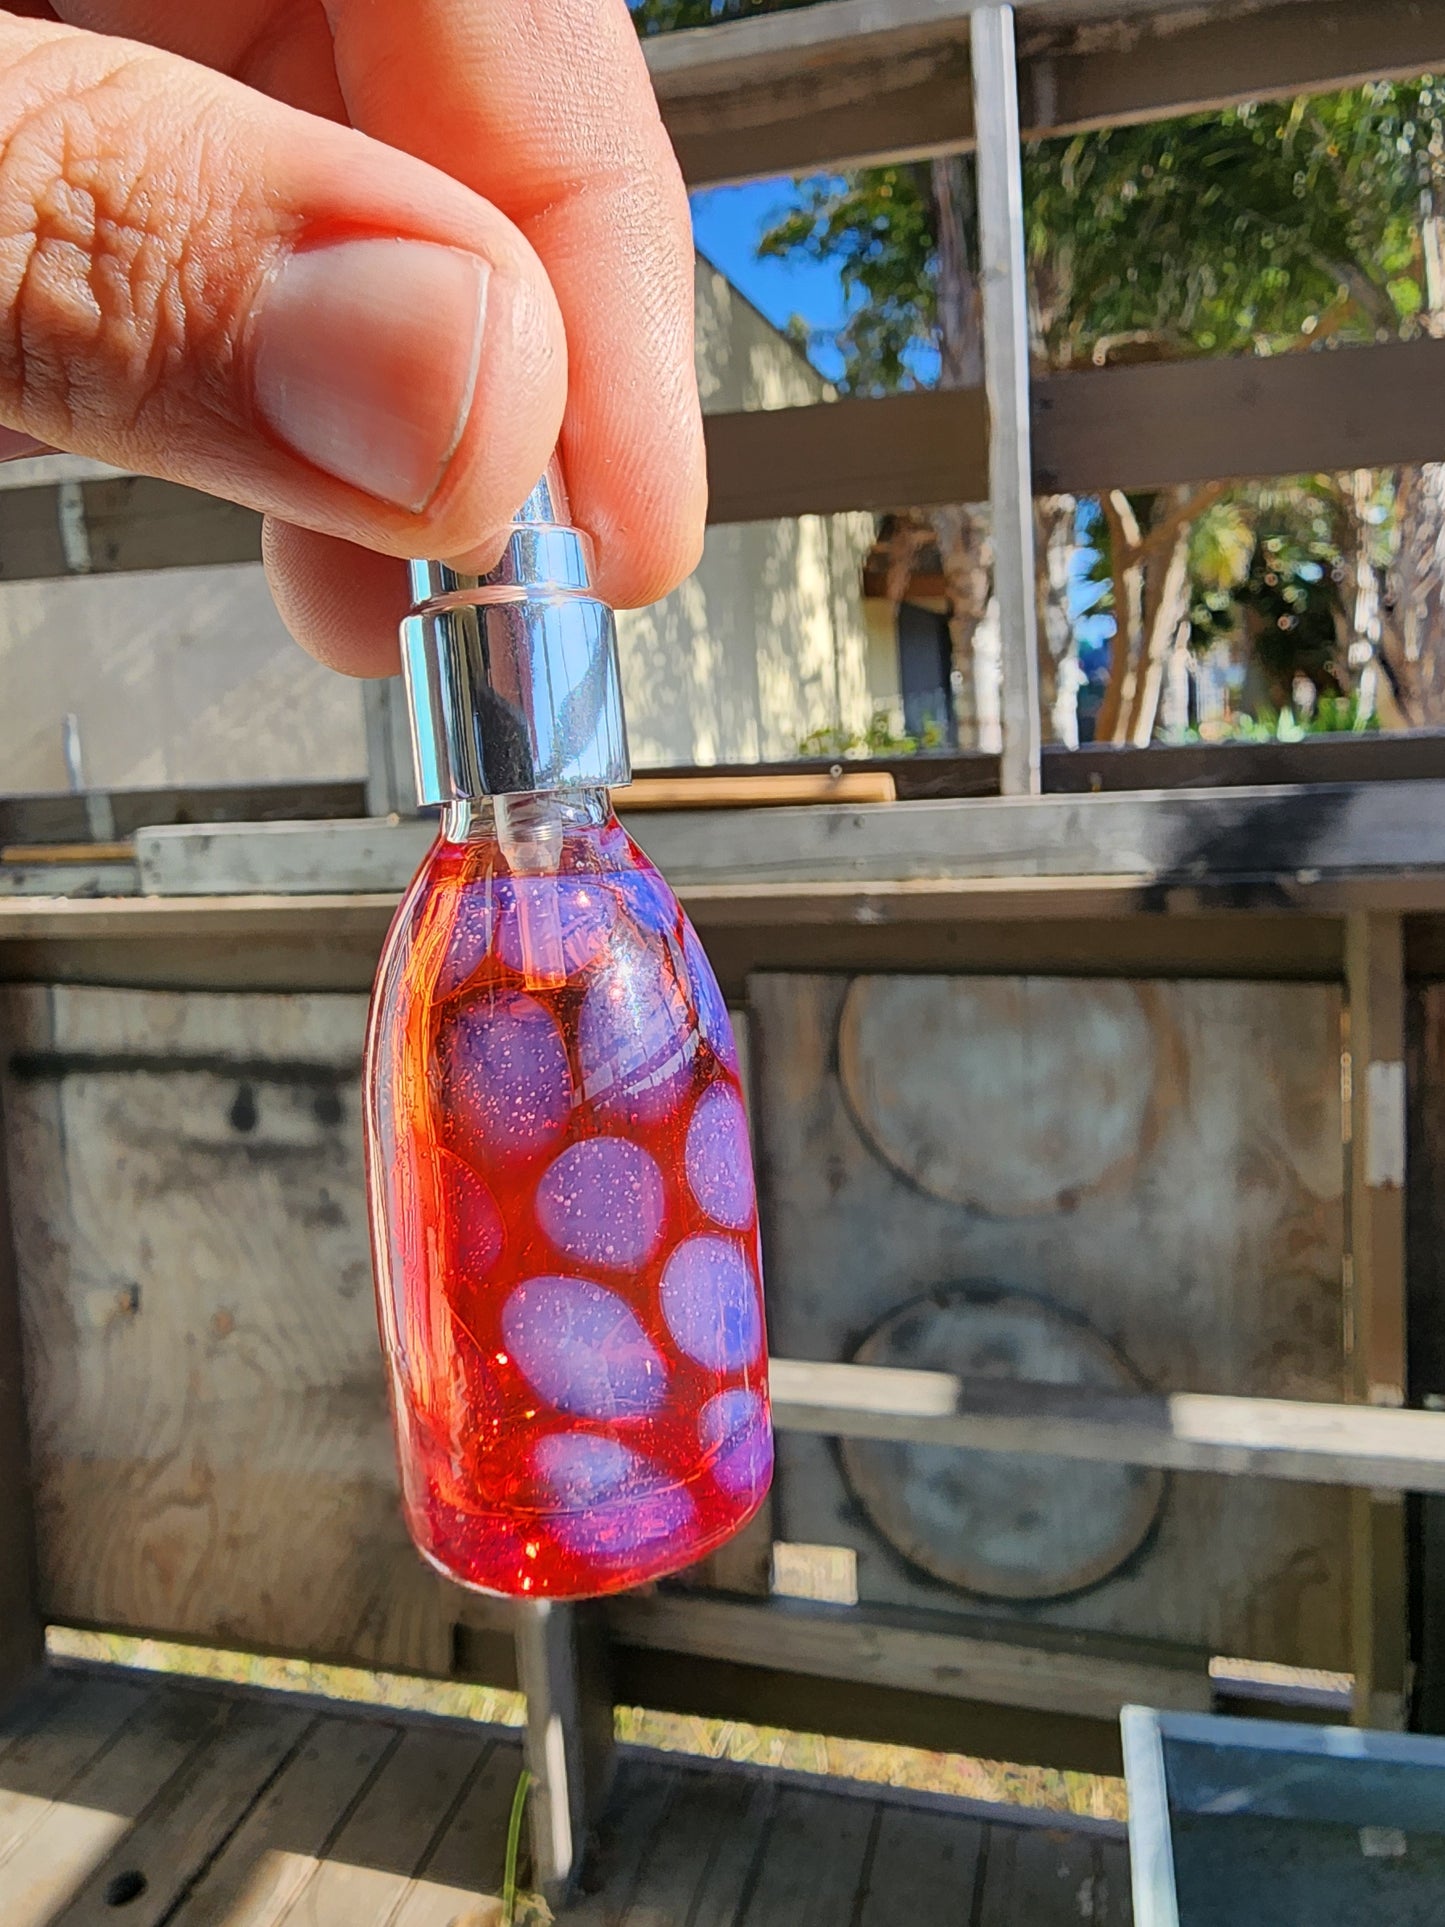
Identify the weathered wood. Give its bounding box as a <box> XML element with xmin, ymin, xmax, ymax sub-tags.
<box><xmin>129</xmin><ymin>781</ymin><xmax>1445</xmax><ymax>906</ymax></box>
<box><xmin>263</xmin><ymin>1725</ymin><xmax>488</xmax><ymax>1926</ymax></box>
<box><xmin>387</xmin><ymin>1738</ymin><xmax>525</xmax><ymax>1927</ymax></box>
<box><xmin>1347</xmin><ymin>915</ymin><xmax>1410</xmax><ymax>1731</ymax></box>
<box><xmin>0</xmin><ymin>783</ymin><xmax>368</xmax><ymax>847</ymax></box>
<box><xmin>737</xmin><ymin>1786</ymin><xmax>878</xmax><ymax>1926</ymax></box>
<box><xmin>0</xmin><ymin>1673</ymin><xmax>151</xmax><ymax>1859</ymax></box>
<box><xmin>648</xmin><ymin>0</ymin><xmax>1445</xmax><ymax>186</ymax></box>
<box><xmin>621</xmin><ymin>770</ymin><xmax>898</xmax><ymax>809</ymax></box>
<box><xmin>978</xmin><ymin>1822</ymin><xmax>1112</xmax><ymax>1926</ymax></box>
<box><xmin>170</xmin><ymin>1715</ymin><xmax>399</xmax><ymax>1927</ymax></box>
<box><xmin>754</xmin><ymin>971</ymin><xmax>1350</xmax><ymax>1670</ymax></box>
<box><xmin>770</xmin><ymin>1358</ymin><xmax>1445</xmax><ymax>1493</ymax></box>
<box><xmin>560</xmin><ymin>1758</ymin><xmax>677</xmax><ymax>1926</ymax></box>
<box><xmin>604</xmin><ymin>1593</ymin><xmax>1212</xmax><ymax>1722</ymax></box>
<box><xmin>0</xmin><ymin>1068</ymin><xmax>40</xmax><ymax>1704</ymax></box>
<box><xmin>1407</xmin><ymin>982</ymin><xmax>1445</xmax><ymax>1734</ymax></box>
<box><xmin>615</xmin><ymin>1762</ymin><xmax>774</xmax><ymax>1926</ymax></box>
<box><xmin>853</xmin><ymin>1803</ymin><xmax>987</xmax><ymax>1926</ymax></box>
<box><xmin>7</xmin><ymin>336</ymin><xmax>1445</xmax><ymax>581</ymax></box>
<box><xmin>706</xmin><ymin>339</ymin><xmax>1445</xmax><ymax>526</ymax></box>
<box><xmin>0</xmin><ymin>983</ymin><xmax>477</xmax><ymax>1676</ymax></box>
<box><xmin>51</xmin><ymin>1697</ymin><xmax>312</xmax><ymax>1927</ymax></box>
<box><xmin>974</xmin><ymin>4</ymin><xmax>1043</xmax><ymax>797</ymax></box>
<box><xmin>610</xmin><ymin>1641</ymin><xmax>1128</xmax><ymax>1771</ymax></box>
<box><xmin>0</xmin><ymin>474</ymin><xmax>261</xmax><ymax>579</ymax></box>
<box><xmin>514</xmin><ymin>1601</ymin><xmax>615</xmax><ymax>1907</ymax></box>
<box><xmin>0</xmin><ymin>1685</ymin><xmax>236</xmax><ymax>1927</ymax></box>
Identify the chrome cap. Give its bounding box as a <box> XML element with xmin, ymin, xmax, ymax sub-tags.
<box><xmin>401</xmin><ymin>463</ymin><xmax>631</xmax><ymax>803</ymax></box>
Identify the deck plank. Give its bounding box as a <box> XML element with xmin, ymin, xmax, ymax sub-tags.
<box><xmin>52</xmin><ymin>1695</ymin><xmax>313</xmax><ymax>1927</ymax></box>
<box><xmin>270</xmin><ymin>1723</ymin><xmax>490</xmax><ymax>1926</ymax></box>
<box><xmin>977</xmin><ymin>1822</ymin><xmax>1111</xmax><ymax>1927</ymax></box>
<box><xmin>562</xmin><ymin>1760</ymin><xmax>679</xmax><ymax>1924</ymax></box>
<box><xmin>1092</xmin><ymin>1837</ymin><xmax>1134</xmax><ymax>1925</ymax></box>
<box><xmin>168</xmin><ymin>1713</ymin><xmax>398</xmax><ymax>1927</ymax></box>
<box><xmin>736</xmin><ymin>1785</ymin><xmax>878</xmax><ymax>1927</ymax></box>
<box><xmin>0</xmin><ymin>1672</ymin><xmax>147</xmax><ymax>1862</ymax></box>
<box><xmin>390</xmin><ymin>1737</ymin><xmax>526</xmax><ymax>1927</ymax></box>
<box><xmin>855</xmin><ymin>1804</ymin><xmax>983</xmax><ymax>1926</ymax></box>
<box><xmin>0</xmin><ymin>1685</ymin><xmax>227</xmax><ymax>1925</ymax></box>
<box><xmin>623</xmin><ymin>1763</ymin><xmax>775</xmax><ymax>1927</ymax></box>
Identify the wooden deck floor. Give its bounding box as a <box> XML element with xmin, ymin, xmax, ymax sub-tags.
<box><xmin>0</xmin><ymin>1664</ymin><xmax>1131</xmax><ymax>1926</ymax></box>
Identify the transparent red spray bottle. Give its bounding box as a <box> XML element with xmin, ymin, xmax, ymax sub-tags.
<box><xmin>364</xmin><ymin>465</ymin><xmax>772</xmax><ymax>1599</ymax></box>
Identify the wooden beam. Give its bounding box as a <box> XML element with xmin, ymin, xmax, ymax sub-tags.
<box><xmin>4</xmin><ymin>336</ymin><xmax>1445</xmax><ymax>580</ymax></box>
<box><xmin>0</xmin><ymin>1077</ymin><xmax>41</xmax><ymax>1704</ymax></box>
<box><xmin>606</xmin><ymin>1592</ymin><xmax>1211</xmax><ymax>1724</ymax></box>
<box><xmin>1346</xmin><ymin>914</ymin><xmax>1411</xmax><ymax>1729</ymax></box>
<box><xmin>708</xmin><ymin>338</ymin><xmax>1445</xmax><ymax>525</ymax></box>
<box><xmin>769</xmin><ymin>1358</ymin><xmax>1445</xmax><ymax>1493</ymax></box>
<box><xmin>0</xmin><ymin>473</ymin><xmax>260</xmax><ymax>578</ymax></box>
<box><xmin>648</xmin><ymin>0</ymin><xmax>1445</xmax><ymax>187</ymax></box>
<box><xmin>973</xmin><ymin>5</ymin><xmax>1043</xmax><ymax>795</ymax></box>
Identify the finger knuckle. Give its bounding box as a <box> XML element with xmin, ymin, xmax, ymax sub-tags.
<box><xmin>0</xmin><ymin>40</ymin><xmax>248</xmax><ymax>443</ymax></box>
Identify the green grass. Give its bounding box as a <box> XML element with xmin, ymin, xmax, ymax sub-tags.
<box><xmin>49</xmin><ymin>1626</ymin><xmax>1127</xmax><ymax>1822</ymax></box>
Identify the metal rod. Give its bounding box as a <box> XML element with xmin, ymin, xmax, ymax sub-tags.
<box><xmin>972</xmin><ymin>4</ymin><xmax>1042</xmax><ymax>795</ymax></box>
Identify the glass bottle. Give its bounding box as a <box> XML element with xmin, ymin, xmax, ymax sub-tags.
<box><xmin>364</xmin><ymin>468</ymin><xmax>772</xmax><ymax>1599</ymax></box>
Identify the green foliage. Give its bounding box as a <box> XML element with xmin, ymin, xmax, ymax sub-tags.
<box><xmin>1195</xmin><ymin>690</ymin><xmax>1379</xmax><ymax>741</ymax></box>
<box><xmin>795</xmin><ymin>708</ymin><xmax>944</xmax><ymax>758</ymax></box>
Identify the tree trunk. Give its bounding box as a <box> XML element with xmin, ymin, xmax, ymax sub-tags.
<box><xmin>932</xmin><ymin>501</ymin><xmax>997</xmax><ymax>749</ymax></box>
<box><xmin>1035</xmin><ymin>494</ymin><xmax>1079</xmax><ymax>746</ymax></box>
<box><xmin>1126</xmin><ymin>508</ymin><xmax>1194</xmax><ymax>745</ymax></box>
<box><xmin>928</xmin><ymin>156</ymin><xmax>1000</xmax><ymax>746</ymax></box>
<box><xmin>1096</xmin><ymin>492</ymin><xmax>1143</xmax><ymax>744</ymax></box>
<box><xmin>1382</xmin><ymin>460</ymin><xmax>1445</xmax><ymax>723</ymax></box>
<box><xmin>1378</xmin><ymin>190</ymin><xmax>1445</xmax><ymax>725</ymax></box>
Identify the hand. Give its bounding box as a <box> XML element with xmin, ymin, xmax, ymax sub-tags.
<box><xmin>0</xmin><ymin>1</ymin><xmax>705</xmax><ymax>672</ymax></box>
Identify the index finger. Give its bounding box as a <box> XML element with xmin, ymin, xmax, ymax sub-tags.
<box><xmin>325</xmin><ymin>0</ymin><xmax>706</xmax><ymax>609</ymax></box>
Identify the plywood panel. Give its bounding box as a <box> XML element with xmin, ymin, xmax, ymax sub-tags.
<box><xmin>0</xmin><ymin>984</ymin><xmax>468</xmax><ymax>1673</ymax></box>
<box><xmin>751</xmin><ymin>973</ymin><xmax>1350</xmax><ymax>1670</ymax></box>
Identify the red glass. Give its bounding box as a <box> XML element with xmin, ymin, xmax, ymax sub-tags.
<box><xmin>364</xmin><ymin>789</ymin><xmax>772</xmax><ymax>1599</ymax></box>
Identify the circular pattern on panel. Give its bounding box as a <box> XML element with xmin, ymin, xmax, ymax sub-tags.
<box><xmin>838</xmin><ymin>1285</ymin><xmax>1167</xmax><ymax>1603</ymax></box>
<box><xmin>837</xmin><ymin>978</ymin><xmax>1162</xmax><ymax>1214</ymax></box>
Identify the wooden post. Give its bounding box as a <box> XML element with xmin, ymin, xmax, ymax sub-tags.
<box><xmin>971</xmin><ymin>4</ymin><xmax>1042</xmax><ymax>797</ymax></box>
<box><xmin>362</xmin><ymin>679</ymin><xmax>419</xmax><ymax>819</ymax></box>
<box><xmin>1346</xmin><ymin>913</ymin><xmax>1410</xmax><ymax>1728</ymax></box>
<box><xmin>0</xmin><ymin>1086</ymin><xmax>41</xmax><ymax>1705</ymax></box>
<box><xmin>514</xmin><ymin>1601</ymin><xmax>615</xmax><ymax>1907</ymax></box>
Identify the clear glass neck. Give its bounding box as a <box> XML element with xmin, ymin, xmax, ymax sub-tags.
<box><xmin>442</xmin><ymin>788</ymin><xmax>612</xmax><ymax>846</ymax></box>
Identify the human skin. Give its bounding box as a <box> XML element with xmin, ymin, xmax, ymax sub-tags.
<box><xmin>0</xmin><ymin>0</ymin><xmax>706</xmax><ymax>672</ymax></box>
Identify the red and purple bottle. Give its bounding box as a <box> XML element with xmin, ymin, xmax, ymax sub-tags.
<box><xmin>364</xmin><ymin>466</ymin><xmax>772</xmax><ymax>1599</ymax></box>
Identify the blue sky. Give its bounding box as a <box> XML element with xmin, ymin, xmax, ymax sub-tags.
<box><xmin>690</xmin><ymin>181</ymin><xmax>853</xmax><ymax>380</ymax></box>
<box><xmin>690</xmin><ymin>183</ymin><xmax>1111</xmax><ymax>652</ymax></box>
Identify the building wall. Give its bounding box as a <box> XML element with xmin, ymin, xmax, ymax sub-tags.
<box><xmin>0</xmin><ymin>259</ymin><xmax>887</xmax><ymax>791</ymax></box>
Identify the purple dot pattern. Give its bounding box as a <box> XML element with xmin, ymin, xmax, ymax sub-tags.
<box><xmin>699</xmin><ymin>1389</ymin><xmax>773</xmax><ymax>1500</ymax></box>
<box><xmin>683</xmin><ymin>923</ymin><xmax>740</xmax><ymax>1072</ymax></box>
<box><xmin>496</xmin><ymin>875</ymin><xmax>615</xmax><ymax>978</ymax></box>
<box><xmin>537</xmin><ymin>1138</ymin><xmax>666</xmax><ymax>1270</ymax></box>
<box><xmin>433</xmin><ymin>881</ymin><xmax>497</xmax><ymax>998</ymax></box>
<box><xmin>685</xmin><ymin>1085</ymin><xmax>755</xmax><ymax>1230</ymax></box>
<box><xmin>440</xmin><ymin>992</ymin><xmax>573</xmax><ymax>1163</ymax></box>
<box><xmin>503</xmin><ymin>1275</ymin><xmax>667</xmax><ymax>1419</ymax></box>
<box><xmin>578</xmin><ymin>927</ymin><xmax>700</xmax><ymax>1125</ymax></box>
<box><xmin>535</xmin><ymin>1433</ymin><xmax>697</xmax><ymax>1566</ymax></box>
<box><xmin>660</xmin><ymin>1235</ymin><xmax>763</xmax><ymax>1373</ymax></box>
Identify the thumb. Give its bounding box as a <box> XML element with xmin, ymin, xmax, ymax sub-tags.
<box><xmin>0</xmin><ymin>15</ymin><xmax>567</xmax><ymax>565</ymax></box>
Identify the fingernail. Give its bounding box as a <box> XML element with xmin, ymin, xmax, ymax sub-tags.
<box><xmin>253</xmin><ymin>238</ymin><xmax>487</xmax><ymax>512</ymax></box>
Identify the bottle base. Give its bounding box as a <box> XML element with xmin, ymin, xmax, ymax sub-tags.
<box><xmin>406</xmin><ymin>1479</ymin><xmax>771</xmax><ymax>1602</ymax></box>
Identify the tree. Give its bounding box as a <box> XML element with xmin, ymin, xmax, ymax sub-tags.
<box><xmin>757</xmin><ymin>87</ymin><xmax>1442</xmax><ymax>742</ymax></box>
